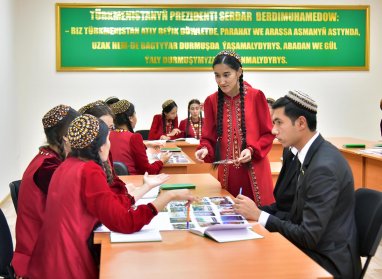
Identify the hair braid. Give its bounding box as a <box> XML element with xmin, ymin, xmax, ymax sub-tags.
<box><xmin>161</xmin><ymin>111</ymin><xmax>166</xmax><ymax>134</ymax></box>
<box><xmin>214</xmin><ymin>89</ymin><xmax>224</xmax><ymax>163</ymax></box>
<box><xmin>126</xmin><ymin>120</ymin><xmax>134</xmax><ymax>133</ymax></box>
<box><xmin>185</xmin><ymin>110</ymin><xmax>190</xmax><ymax>138</ymax></box>
<box><xmin>239</xmin><ymin>75</ymin><xmax>247</xmax><ymax>151</ymax></box>
<box><xmin>103</xmin><ymin>161</ymin><xmax>114</xmax><ymax>184</ymax></box>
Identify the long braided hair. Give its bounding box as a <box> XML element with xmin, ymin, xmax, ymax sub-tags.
<box><xmin>162</xmin><ymin>101</ymin><xmax>177</xmax><ymax>134</ymax></box>
<box><xmin>113</xmin><ymin>101</ymin><xmax>136</xmax><ymax>133</ymax></box>
<box><xmin>44</xmin><ymin>107</ymin><xmax>79</xmax><ymax>160</ymax></box>
<box><xmin>82</xmin><ymin>103</ymin><xmax>115</xmax><ymax>183</ymax></box>
<box><xmin>212</xmin><ymin>52</ymin><xmax>247</xmax><ymax>163</ymax></box>
<box><xmin>70</xmin><ymin>119</ymin><xmax>113</xmax><ymax>184</ymax></box>
<box><xmin>185</xmin><ymin>99</ymin><xmax>202</xmax><ymax>138</ymax></box>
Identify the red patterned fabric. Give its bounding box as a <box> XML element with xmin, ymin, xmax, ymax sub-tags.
<box><xmin>28</xmin><ymin>158</ymin><xmax>157</xmax><ymax>278</ymax></box>
<box><xmin>198</xmin><ymin>87</ymin><xmax>275</xmax><ymax>206</ymax></box>
<box><xmin>148</xmin><ymin>114</ymin><xmax>179</xmax><ymax>140</ymax></box>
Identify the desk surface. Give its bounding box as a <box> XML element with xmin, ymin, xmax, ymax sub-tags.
<box><xmin>95</xmin><ymin>174</ymin><xmax>332</xmax><ymax>279</ymax></box>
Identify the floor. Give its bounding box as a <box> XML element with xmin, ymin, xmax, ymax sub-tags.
<box><xmin>1</xmin><ymin>195</ymin><xmax>381</xmax><ymax>278</ymax></box>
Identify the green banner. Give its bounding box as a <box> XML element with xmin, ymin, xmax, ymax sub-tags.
<box><xmin>56</xmin><ymin>4</ymin><xmax>369</xmax><ymax>71</ymax></box>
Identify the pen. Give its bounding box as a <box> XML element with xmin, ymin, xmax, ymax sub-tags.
<box><xmin>186</xmin><ymin>203</ymin><xmax>191</xmax><ymax>229</ymax></box>
<box><xmin>239</xmin><ymin>187</ymin><xmax>242</xmax><ymax>195</ymax></box>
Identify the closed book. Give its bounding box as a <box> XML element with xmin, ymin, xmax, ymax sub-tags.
<box><xmin>343</xmin><ymin>143</ymin><xmax>366</xmax><ymax>148</ymax></box>
<box><xmin>160</xmin><ymin>183</ymin><xmax>196</xmax><ymax>190</ymax></box>
<box><xmin>161</xmin><ymin>147</ymin><xmax>182</xmax><ymax>152</ymax></box>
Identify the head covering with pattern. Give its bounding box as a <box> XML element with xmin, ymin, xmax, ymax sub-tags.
<box><xmin>42</xmin><ymin>104</ymin><xmax>71</xmax><ymax>129</ymax></box>
<box><xmin>78</xmin><ymin>100</ymin><xmax>106</xmax><ymax>114</ymax></box>
<box><xmin>162</xmin><ymin>99</ymin><xmax>175</xmax><ymax>109</ymax></box>
<box><xmin>285</xmin><ymin>90</ymin><xmax>317</xmax><ymax>114</ymax></box>
<box><xmin>215</xmin><ymin>50</ymin><xmax>242</xmax><ymax>64</ymax></box>
<box><xmin>110</xmin><ymin>99</ymin><xmax>131</xmax><ymax>115</ymax></box>
<box><xmin>68</xmin><ymin>114</ymin><xmax>100</xmax><ymax>149</ymax></box>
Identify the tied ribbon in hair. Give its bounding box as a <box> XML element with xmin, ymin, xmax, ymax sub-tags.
<box><xmin>42</xmin><ymin>104</ymin><xmax>71</xmax><ymax>129</ymax></box>
<box><xmin>78</xmin><ymin>100</ymin><xmax>106</xmax><ymax>114</ymax></box>
<box><xmin>68</xmin><ymin>114</ymin><xmax>99</xmax><ymax>149</ymax></box>
<box><xmin>162</xmin><ymin>99</ymin><xmax>175</xmax><ymax>109</ymax></box>
<box><xmin>285</xmin><ymin>90</ymin><xmax>317</xmax><ymax>114</ymax></box>
<box><xmin>215</xmin><ymin>50</ymin><xmax>242</xmax><ymax>64</ymax></box>
<box><xmin>110</xmin><ymin>99</ymin><xmax>131</xmax><ymax>114</ymax></box>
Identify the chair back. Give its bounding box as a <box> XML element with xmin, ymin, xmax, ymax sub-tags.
<box><xmin>135</xmin><ymin>129</ymin><xmax>150</xmax><ymax>140</ymax></box>
<box><xmin>9</xmin><ymin>180</ymin><xmax>21</xmax><ymax>213</ymax></box>
<box><xmin>113</xmin><ymin>161</ymin><xmax>129</xmax><ymax>176</ymax></box>
<box><xmin>0</xmin><ymin>208</ymin><xmax>14</xmax><ymax>278</ymax></box>
<box><xmin>355</xmin><ymin>188</ymin><xmax>382</xmax><ymax>278</ymax></box>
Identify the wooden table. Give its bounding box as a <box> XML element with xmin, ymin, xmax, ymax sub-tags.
<box><xmin>95</xmin><ymin>174</ymin><xmax>332</xmax><ymax>279</ymax></box>
<box><xmin>147</xmin><ymin>144</ymin><xmax>195</xmax><ymax>174</ymax></box>
<box><xmin>174</xmin><ymin>140</ymin><xmax>218</xmax><ymax>178</ymax></box>
<box><xmin>328</xmin><ymin>137</ymin><xmax>382</xmax><ymax>190</ymax></box>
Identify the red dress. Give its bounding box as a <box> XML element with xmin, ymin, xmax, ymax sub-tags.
<box><xmin>12</xmin><ymin>147</ymin><xmax>62</xmax><ymax>277</ymax></box>
<box><xmin>28</xmin><ymin>158</ymin><xmax>157</xmax><ymax>279</ymax></box>
<box><xmin>179</xmin><ymin>117</ymin><xmax>204</xmax><ymax>139</ymax></box>
<box><xmin>110</xmin><ymin>129</ymin><xmax>163</xmax><ymax>174</ymax></box>
<box><xmin>148</xmin><ymin>114</ymin><xmax>179</xmax><ymax>140</ymax></box>
<box><xmin>199</xmin><ymin>87</ymin><xmax>275</xmax><ymax>206</ymax></box>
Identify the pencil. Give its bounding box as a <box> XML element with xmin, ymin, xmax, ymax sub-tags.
<box><xmin>186</xmin><ymin>203</ymin><xmax>191</xmax><ymax>229</ymax></box>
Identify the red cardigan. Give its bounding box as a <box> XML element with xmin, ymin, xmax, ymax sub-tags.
<box><xmin>110</xmin><ymin>129</ymin><xmax>163</xmax><ymax>174</ymax></box>
<box><xmin>148</xmin><ymin>114</ymin><xmax>179</xmax><ymax>140</ymax></box>
<box><xmin>28</xmin><ymin>158</ymin><xmax>157</xmax><ymax>278</ymax></box>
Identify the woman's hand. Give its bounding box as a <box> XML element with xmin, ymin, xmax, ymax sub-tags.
<box><xmin>160</xmin><ymin>151</ymin><xmax>172</xmax><ymax>164</ymax></box>
<box><xmin>195</xmin><ymin>148</ymin><xmax>208</xmax><ymax>162</ymax></box>
<box><xmin>236</xmin><ymin>148</ymin><xmax>252</xmax><ymax>164</ymax></box>
<box><xmin>143</xmin><ymin>172</ymin><xmax>170</xmax><ymax>189</ymax></box>
<box><xmin>167</xmin><ymin>128</ymin><xmax>181</xmax><ymax>137</ymax></box>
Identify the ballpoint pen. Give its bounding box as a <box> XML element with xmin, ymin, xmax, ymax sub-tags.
<box><xmin>186</xmin><ymin>203</ymin><xmax>191</xmax><ymax>229</ymax></box>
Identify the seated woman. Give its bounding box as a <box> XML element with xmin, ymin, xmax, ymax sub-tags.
<box><xmin>27</xmin><ymin>114</ymin><xmax>194</xmax><ymax>278</ymax></box>
<box><xmin>179</xmin><ymin>99</ymin><xmax>204</xmax><ymax>139</ymax></box>
<box><xmin>109</xmin><ymin>99</ymin><xmax>171</xmax><ymax>175</ymax></box>
<box><xmin>12</xmin><ymin>105</ymin><xmax>79</xmax><ymax>277</ymax></box>
<box><xmin>148</xmin><ymin>99</ymin><xmax>181</xmax><ymax>140</ymax></box>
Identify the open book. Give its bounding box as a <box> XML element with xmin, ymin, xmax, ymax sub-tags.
<box><xmin>190</xmin><ymin>223</ymin><xmax>263</xmax><ymax>243</ymax></box>
<box><xmin>184</xmin><ymin>196</ymin><xmax>263</xmax><ymax>242</ymax></box>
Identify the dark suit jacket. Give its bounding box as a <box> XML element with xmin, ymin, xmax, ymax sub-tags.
<box><xmin>260</xmin><ymin>148</ymin><xmax>299</xmax><ymax>220</ymax></box>
<box><xmin>265</xmin><ymin>135</ymin><xmax>361</xmax><ymax>279</ymax></box>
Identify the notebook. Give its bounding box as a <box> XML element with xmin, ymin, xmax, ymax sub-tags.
<box><xmin>110</xmin><ymin>228</ymin><xmax>162</xmax><ymax>243</ymax></box>
<box><xmin>189</xmin><ymin>223</ymin><xmax>263</xmax><ymax>243</ymax></box>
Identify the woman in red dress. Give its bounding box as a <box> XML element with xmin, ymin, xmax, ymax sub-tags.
<box><xmin>195</xmin><ymin>50</ymin><xmax>275</xmax><ymax>207</ymax></box>
<box><xmin>109</xmin><ymin>99</ymin><xmax>171</xmax><ymax>174</ymax></box>
<box><xmin>12</xmin><ymin>105</ymin><xmax>79</xmax><ymax>277</ymax></box>
<box><xmin>148</xmin><ymin>99</ymin><xmax>181</xmax><ymax>140</ymax></box>
<box><xmin>28</xmin><ymin>114</ymin><xmax>194</xmax><ymax>278</ymax></box>
<box><xmin>179</xmin><ymin>99</ymin><xmax>204</xmax><ymax>139</ymax></box>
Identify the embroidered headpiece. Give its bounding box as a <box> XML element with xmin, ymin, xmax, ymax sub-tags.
<box><xmin>42</xmin><ymin>104</ymin><xmax>71</xmax><ymax>129</ymax></box>
<box><xmin>78</xmin><ymin>100</ymin><xmax>106</xmax><ymax>114</ymax></box>
<box><xmin>68</xmin><ymin>114</ymin><xmax>99</xmax><ymax>149</ymax></box>
<box><xmin>162</xmin><ymin>99</ymin><xmax>175</xmax><ymax>109</ymax></box>
<box><xmin>286</xmin><ymin>90</ymin><xmax>317</xmax><ymax>114</ymax></box>
<box><xmin>215</xmin><ymin>50</ymin><xmax>242</xmax><ymax>64</ymax></box>
<box><xmin>105</xmin><ymin>96</ymin><xmax>120</xmax><ymax>105</ymax></box>
<box><xmin>110</xmin><ymin>99</ymin><xmax>131</xmax><ymax>114</ymax></box>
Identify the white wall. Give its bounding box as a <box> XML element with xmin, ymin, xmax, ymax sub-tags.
<box><xmin>0</xmin><ymin>0</ymin><xmax>18</xmax><ymax>201</ymax></box>
<box><xmin>1</xmin><ymin>0</ymin><xmax>380</xmax><ymax>201</ymax></box>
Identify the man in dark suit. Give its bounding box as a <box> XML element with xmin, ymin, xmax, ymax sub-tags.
<box><xmin>260</xmin><ymin>147</ymin><xmax>298</xmax><ymax>220</ymax></box>
<box><xmin>234</xmin><ymin>90</ymin><xmax>361</xmax><ymax>279</ymax></box>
